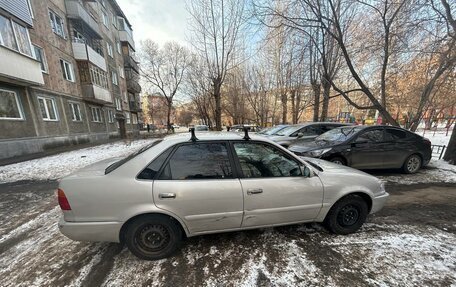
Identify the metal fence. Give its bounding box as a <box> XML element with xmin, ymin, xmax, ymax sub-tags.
<box><xmin>431</xmin><ymin>145</ymin><xmax>446</xmax><ymax>159</ymax></box>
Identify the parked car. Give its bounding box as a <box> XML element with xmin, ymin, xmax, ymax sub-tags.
<box><xmin>257</xmin><ymin>124</ymin><xmax>289</xmax><ymax>136</ymax></box>
<box><xmin>58</xmin><ymin>131</ymin><xmax>388</xmax><ymax>260</ymax></box>
<box><xmin>192</xmin><ymin>125</ymin><xmax>209</xmax><ymax>131</ymax></box>
<box><xmin>269</xmin><ymin>122</ymin><xmax>352</xmax><ymax>147</ymax></box>
<box><xmin>230</xmin><ymin>124</ymin><xmax>260</xmax><ymax>132</ymax></box>
<box><xmin>288</xmin><ymin>125</ymin><xmax>432</xmax><ymax>173</ymax></box>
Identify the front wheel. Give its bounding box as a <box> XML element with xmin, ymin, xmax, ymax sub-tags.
<box><xmin>325</xmin><ymin>195</ymin><xmax>368</xmax><ymax>234</ymax></box>
<box><xmin>125</xmin><ymin>215</ymin><xmax>182</xmax><ymax>260</ymax></box>
<box><xmin>329</xmin><ymin>157</ymin><xmax>346</xmax><ymax>165</ymax></box>
<box><xmin>403</xmin><ymin>154</ymin><xmax>422</xmax><ymax>174</ymax></box>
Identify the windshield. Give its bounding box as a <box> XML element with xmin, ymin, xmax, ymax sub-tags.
<box><xmin>316</xmin><ymin>126</ymin><xmax>364</xmax><ymax>143</ymax></box>
<box><xmin>105</xmin><ymin>140</ymin><xmax>163</xmax><ymax>174</ymax></box>
<box><xmin>275</xmin><ymin>126</ymin><xmax>302</xmax><ymax>136</ymax></box>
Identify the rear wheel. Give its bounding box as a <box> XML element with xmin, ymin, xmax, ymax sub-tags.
<box><xmin>125</xmin><ymin>215</ymin><xmax>182</xmax><ymax>260</ymax></box>
<box><xmin>325</xmin><ymin>195</ymin><xmax>368</xmax><ymax>234</ymax></box>
<box><xmin>329</xmin><ymin>157</ymin><xmax>346</xmax><ymax>165</ymax></box>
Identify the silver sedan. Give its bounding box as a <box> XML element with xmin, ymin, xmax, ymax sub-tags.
<box><xmin>58</xmin><ymin>132</ymin><xmax>389</xmax><ymax>260</ymax></box>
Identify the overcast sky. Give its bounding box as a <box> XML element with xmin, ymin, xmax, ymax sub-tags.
<box><xmin>116</xmin><ymin>0</ymin><xmax>189</xmax><ymax>48</ymax></box>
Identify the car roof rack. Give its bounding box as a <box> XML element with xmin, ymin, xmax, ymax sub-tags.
<box><xmin>243</xmin><ymin>127</ymin><xmax>251</xmax><ymax>140</ymax></box>
<box><xmin>189</xmin><ymin>127</ymin><xmax>198</xmax><ymax>142</ymax></box>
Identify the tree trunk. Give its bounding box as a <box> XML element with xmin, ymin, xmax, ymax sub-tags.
<box><xmin>166</xmin><ymin>99</ymin><xmax>173</xmax><ymax>133</ymax></box>
<box><xmin>281</xmin><ymin>92</ymin><xmax>287</xmax><ymax>124</ymax></box>
<box><xmin>213</xmin><ymin>79</ymin><xmax>222</xmax><ymax>131</ymax></box>
<box><xmin>290</xmin><ymin>90</ymin><xmax>296</xmax><ymax>124</ymax></box>
<box><xmin>320</xmin><ymin>80</ymin><xmax>331</xmax><ymax>121</ymax></box>
<box><xmin>443</xmin><ymin>123</ymin><xmax>456</xmax><ymax>164</ymax></box>
<box><xmin>312</xmin><ymin>81</ymin><xmax>321</xmax><ymax>122</ymax></box>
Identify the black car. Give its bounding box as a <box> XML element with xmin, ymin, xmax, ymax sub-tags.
<box><xmin>288</xmin><ymin>125</ymin><xmax>432</xmax><ymax>173</ymax></box>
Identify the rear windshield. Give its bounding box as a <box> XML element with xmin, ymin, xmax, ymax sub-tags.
<box><xmin>105</xmin><ymin>140</ymin><xmax>163</xmax><ymax>174</ymax></box>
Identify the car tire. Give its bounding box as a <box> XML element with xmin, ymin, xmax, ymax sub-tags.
<box><xmin>125</xmin><ymin>215</ymin><xmax>182</xmax><ymax>260</ymax></box>
<box><xmin>329</xmin><ymin>157</ymin><xmax>346</xmax><ymax>165</ymax></box>
<box><xmin>402</xmin><ymin>154</ymin><xmax>422</xmax><ymax>174</ymax></box>
<box><xmin>325</xmin><ymin>195</ymin><xmax>368</xmax><ymax>235</ymax></box>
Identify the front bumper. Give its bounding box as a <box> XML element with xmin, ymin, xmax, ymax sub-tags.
<box><xmin>58</xmin><ymin>217</ymin><xmax>123</xmax><ymax>243</ymax></box>
<box><xmin>370</xmin><ymin>192</ymin><xmax>389</xmax><ymax>214</ymax></box>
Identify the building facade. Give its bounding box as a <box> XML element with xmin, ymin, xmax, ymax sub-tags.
<box><xmin>0</xmin><ymin>0</ymin><xmax>142</xmax><ymax>161</ymax></box>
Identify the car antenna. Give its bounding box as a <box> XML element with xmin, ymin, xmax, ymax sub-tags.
<box><xmin>189</xmin><ymin>127</ymin><xmax>198</xmax><ymax>142</ymax></box>
<box><xmin>243</xmin><ymin>127</ymin><xmax>251</xmax><ymax>140</ymax></box>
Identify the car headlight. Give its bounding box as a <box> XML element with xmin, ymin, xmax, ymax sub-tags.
<box><xmin>309</xmin><ymin>148</ymin><xmax>332</xmax><ymax>157</ymax></box>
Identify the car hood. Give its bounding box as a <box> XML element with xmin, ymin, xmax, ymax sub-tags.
<box><xmin>303</xmin><ymin>157</ymin><xmax>368</xmax><ymax>176</ymax></box>
<box><xmin>289</xmin><ymin>141</ymin><xmax>333</xmax><ymax>152</ymax></box>
<box><xmin>63</xmin><ymin>157</ymin><xmax>123</xmax><ymax>179</ymax></box>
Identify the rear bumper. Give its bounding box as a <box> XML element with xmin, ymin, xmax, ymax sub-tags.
<box><xmin>370</xmin><ymin>192</ymin><xmax>389</xmax><ymax>214</ymax></box>
<box><xmin>58</xmin><ymin>217</ymin><xmax>123</xmax><ymax>243</ymax></box>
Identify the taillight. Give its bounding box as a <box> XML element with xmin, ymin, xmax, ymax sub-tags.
<box><xmin>57</xmin><ymin>188</ymin><xmax>72</xmax><ymax>211</ymax></box>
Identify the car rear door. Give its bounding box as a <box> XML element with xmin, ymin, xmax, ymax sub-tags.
<box><xmin>349</xmin><ymin>127</ymin><xmax>385</xmax><ymax>169</ymax></box>
<box><xmin>232</xmin><ymin>141</ymin><xmax>324</xmax><ymax>228</ymax></box>
<box><xmin>383</xmin><ymin>128</ymin><xmax>412</xmax><ymax>168</ymax></box>
<box><xmin>152</xmin><ymin>142</ymin><xmax>243</xmax><ymax>234</ymax></box>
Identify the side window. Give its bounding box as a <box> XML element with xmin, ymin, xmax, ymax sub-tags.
<box><xmin>159</xmin><ymin>143</ymin><xmax>233</xmax><ymax>180</ymax></box>
<box><xmin>137</xmin><ymin>148</ymin><xmax>173</xmax><ymax>180</ymax></box>
<box><xmin>356</xmin><ymin>129</ymin><xmax>383</xmax><ymax>143</ymax></box>
<box><xmin>385</xmin><ymin>129</ymin><xmax>407</xmax><ymax>141</ymax></box>
<box><xmin>303</xmin><ymin>126</ymin><xmax>320</xmax><ymax>136</ymax></box>
<box><xmin>233</xmin><ymin>142</ymin><xmax>302</xmax><ymax>178</ymax></box>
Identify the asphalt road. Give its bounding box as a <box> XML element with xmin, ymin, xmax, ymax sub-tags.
<box><xmin>0</xmin><ymin>180</ymin><xmax>455</xmax><ymax>287</ymax></box>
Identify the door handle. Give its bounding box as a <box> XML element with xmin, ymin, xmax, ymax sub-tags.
<box><xmin>247</xmin><ymin>188</ymin><xmax>263</xmax><ymax>195</ymax></box>
<box><xmin>159</xmin><ymin>193</ymin><xmax>176</xmax><ymax>199</ymax></box>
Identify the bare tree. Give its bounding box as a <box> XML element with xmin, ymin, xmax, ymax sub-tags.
<box><xmin>188</xmin><ymin>0</ymin><xmax>246</xmax><ymax>130</ymax></box>
<box><xmin>141</xmin><ymin>41</ymin><xmax>192</xmax><ymax>131</ymax></box>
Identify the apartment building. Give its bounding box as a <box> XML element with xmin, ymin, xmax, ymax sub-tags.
<box><xmin>0</xmin><ymin>0</ymin><xmax>142</xmax><ymax>161</ymax></box>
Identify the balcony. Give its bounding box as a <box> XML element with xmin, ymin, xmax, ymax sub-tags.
<box><xmin>126</xmin><ymin>79</ymin><xmax>141</xmax><ymax>94</ymax></box>
<box><xmin>0</xmin><ymin>46</ymin><xmax>44</xmax><ymax>86</ymax></box>
<box><xmin>65</xmin><ymin>0</ymin><xmax>102</xmax><ymax>38</ymax></box>
<box><xmin>129</xmin><ymin>101</ymin><xmax>142</xmax><ymax>112</ymax></box>
<box><xmin>119</xmin><ymin>30</ymin><xmax>135</xmax><ymax>50</ymax></box>
<box><xmin>72</xmin><ymin>41</ymin><xmax>107</xmax><ymax>71</ymax></box>
<box><xmin>123</xmin><ymin>55</ymin><xmax>139</xmax><ymax>73</ymax></box>
<box><xmin>82</xmin><ymin>84</ymin><xmax>112</xmax><ymax>104</ymax></box>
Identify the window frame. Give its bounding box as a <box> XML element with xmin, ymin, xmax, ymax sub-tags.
<box><xmin>0</xmin><ymin>88</ymin><xmax>25</xmax><ymax>120</ymax></box>
<box><xmin>154</xmin><ymin>141</ymin><xmax>239</xmax><ymax>181</ymax></box>
<box><xmin>107</xmin><ymin>109</ymin><xmax>115</xmax><ymax>123</ymax></box>
<box><xmin>37</xmin><ymin>96</ymin><xmax>59</xmax><ymax>121</ymax></box>
<box><xmin>68</xmin><ymin>101</ymin><xmax>82</xmax><ymax>122</ymax></box>
<box><xmin>0</xmin><ymin>15</ymin><xmax>34</xmax><ymax>58</ymax></box>
<box><xmin>106</xmin><ymin>42</ymin><xmax>113</xmax><ymax>57</ymax></box>
<box><xmin>102</xmin><ymin>11</ymin><xmax>109</xmax><ymax>28</ymax></box>
<box><xmin>33</xmin><ymin>44</ymin><xmax>48</xmax><ymax>73</ymax></box>
<box><xmin>230</xmin><ymin>140</ymin><xmax>305</xmax><ymax>179</ymax></box>
<box><xmin>111</xmin><ymin>70</ymin><xmax>118</xmax><ymax>85</ymax></box>
<box><xmin>49</xmin><ymin>9</ymin><xmax>66</xmax><ymax>38</ymax></box>
<box><xmin>90</xmin><ymin>106</ymin><xmax>103</xmax><ymax>123</ymax></box>
<box><xmin>115</xmin><ymin>97</ymin><xmax>122</xmax><ymax>110</ymax></box>
<box><xmin>60</xmin><ymin>59</ymin><xmax>75</xmax><ymax>82</ymax></box>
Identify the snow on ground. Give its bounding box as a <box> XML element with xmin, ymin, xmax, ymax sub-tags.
<box><xmin>0</xmin><ymin>139</ymin><xmax>155</xmax><ymax>184</ymax></box>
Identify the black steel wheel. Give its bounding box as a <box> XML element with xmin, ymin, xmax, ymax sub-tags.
<box><xmin>125</xmin><ymin>215</ymin><xmax>182</xmax><ymax>260</ymax></box>
<box><xmin>325</xmin><ymin>195</ymin><xmax>368</xmax><ymax>234</ymax></box>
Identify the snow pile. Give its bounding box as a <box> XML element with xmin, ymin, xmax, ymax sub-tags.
<box><xmin>0</xmin><ymin>140</ymin><xmax>155</xmax><ymax>183</ymax></box>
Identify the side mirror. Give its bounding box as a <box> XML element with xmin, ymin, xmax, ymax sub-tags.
<box><xmin>297</xmin><ymin>132</ymin><xmax>304</xmax><ymax>138</ymax></box>
<box><xmin>300</xmin><ymin>165</ymin><xmax>313</xmax><ymax>177</ymax></box>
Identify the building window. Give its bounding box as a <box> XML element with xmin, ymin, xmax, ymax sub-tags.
<box><xmin>107</xmin><ymin>109</ymin><xmax>115</xmax><ymax>123</ymax></box>
<box><xmin>90</xmin><ymin>106</ymin><xmax>103</xmax><ymax>122</ymax></box>
<box><xmin>60</xmin><ymin>59</ymin><xmax>75</xmax><ymax>82</ymax></box>
<box><xmin>102</xmin><ymin>11</ymin><xmax>109</xmax><ymax>27</ymax></box>
<box><xmin>12</xmin><ymin>22</ymin><xmax>33</xmax><ymax>56</ymax></box>
<box><xmin>89</xmin><ymin>66</ymin><xmax>108</xmax><ymax>89</ymax></box>
<box><xmin>115</xmin><ymin>98</ymin><xmax>122</xmax><ymax>110</ymax></box>
<box><xmin>111</xmin><ymin>70</ymin><xmax>118</xmax><ymax>85</ymax></box>
<box><xmin>125</xmin><ymin>112</ymin><xmax>130</xmax><ymax>124</ymax></box>
<box><xmin>38</xmin><ymin>96</ymin><xmax>58</xmax><ymax>121</ymax></box>
<box><xmin>0</xmin><ymin>89</ymin><xmax>24</xmax><ymax>120</ymax></box>
<box><xmin>111</xmin><ymin>13</ymin><xmax>117</xmax><ymax>29</ymax></box>
<box><xmin>119</xmin><ymin>66</ymin><xmax>124</xmax><ymax>78</ymax></box>
<box><xmin>72</xmin><ymin>29</ymin><xmax>86</xmax><ymax>43</ymax></box>
<box><xmin>116</xmin><ymin>41</ymin><xmax>121</xmax><ymax>53</ymax></box>
<box><xmin>33</xmin><ymin>45</ymin><xmax>48</xmax><ymax>72</ymax></box>
<box><xmin>107</xmin><ymin>42</ymin><xmax>113</xmax><ymax>57</ymax></box>
<box><xmin>132</xmin><ymin>113</ymin><xmax>138</xmax><ymax>124</ymax></box>
<box><xmin>0</xmin><ymin>15</ymin><xmax>34</xmax><ymax>58</ymax></box>
<box><xmin>49</xmin><ymin>10</ymin><xmax>65</xmax><ymax>38</ymax></box>
<box><xmin>69</xmin><ymin>102</ymin><xmax>82</xmax><ymax>121</ymax></box>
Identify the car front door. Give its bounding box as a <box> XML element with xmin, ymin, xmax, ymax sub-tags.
<box><xmin>349</xmin><ymin>128</ymin><xmax>385</xmax><ymax>169</ymax></box>
<box><xmin>152</xmin><ymin>142</ymin><xmax>243</xmax><ymax>234</ymax></box>
<box><xmin>232</xmin><ymin>141</ymin><xmax>324</xmax><ymax>228</ymax></box>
